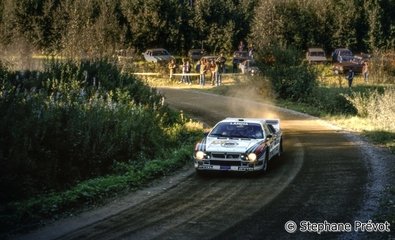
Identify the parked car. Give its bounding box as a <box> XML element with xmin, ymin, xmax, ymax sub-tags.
<box><xmin>239</xmin><ymin>59</ymin><xmax>261</xmax><ymax>76</ymax></box>
<box><xmin>332</xmin><ymin>51</ymin><xmax>372</xmax><ymax>74</ymax></box>
<box><xmin>332</xmin><ymin>62</ymin><xmax>364</xmax><ymax>74</ymax></box>
<box><xmin>193</xmin><ymin>118</ymin><xmax>283</xmax><ymax>173</ymax></box>
<box><xmin>332</xmin><ymin>48</ymin><xmax>354</xmax><ymax>63</ymax></box>
<box><xmin>188</xmin><ymin>49</ymin><xmax>206</xmax><ymax>62</ymax></box>
<box><xmin>142</xmin><ymin>48</ymin><xmax>173</xmax><ymax>63</ymax></box>
<box><xmin>332</xmin><ymin>55</ymin><xmax>367</xmax><ymax>74</ymax></box>
<box><xmin>232</xmin><ymin>51</ymin><xmax>249</xmax><ymax>65</ymax></box>
<box><xmin>354</xmin><ymin>52</ymin><xmax>371</xmax><ymax>63</ymax></box>
<box><xmin>306</xmin><ymin>48</ymin><xmax>327</xmax><ymax>64</ymax></box>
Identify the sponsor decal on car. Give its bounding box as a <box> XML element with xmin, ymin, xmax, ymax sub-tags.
<box><xmin>238</xmin><ymin>167</ymin><xmax>255</xmax><ymax>171</ymax></box>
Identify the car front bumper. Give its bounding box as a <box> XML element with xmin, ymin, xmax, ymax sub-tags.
<box><xmin>194</xmin><ymin>159</ymin><xmax>264</xmax><ymax>172</ymax></box>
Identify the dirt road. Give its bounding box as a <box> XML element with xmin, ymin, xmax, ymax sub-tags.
<box><xmin>17</xmin><ymin>88</ymin><xmax>392</xmax><ymax>240</ymax></box>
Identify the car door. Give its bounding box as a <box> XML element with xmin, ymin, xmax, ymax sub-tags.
<box><xmin>262</xmin><ymin>125</ymin><xmax>274</xmax><ymax>159</ymax></box>
<box><xmin>266</xmin><ymin>124</ymin><xmax>280</xmax><ymax>158</ymax></box>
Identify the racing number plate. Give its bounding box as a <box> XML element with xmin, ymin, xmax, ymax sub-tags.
<box><xmin>220</xmin><ymin>165</ymin><xmax>231</xmax><ymax>170</ymax></box>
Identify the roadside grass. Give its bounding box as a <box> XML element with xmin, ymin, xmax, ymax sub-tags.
<box><xmin>280</xmin><ymin>90</ymin><xmax>395</xmax><ymax>153</ymax></box>
<box><xmin>0</xmin><ymin>138</ymin><xmax>201</xmax><ymax>235</ymax></box>
<box><xmin>361</xmin><ymin>131</ymin><xmax>395</xmax><ymax>153</ymax></box>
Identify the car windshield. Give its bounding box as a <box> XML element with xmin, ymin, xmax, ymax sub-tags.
<box><xmin>152</xmin><ymin>50</ymin><xmax>168</xmax><ymax>56</ymax></box>
<box><xmin>311</xmin><ymin>51</ymin><xmax>325</xmax><ymax>56</ymax></box>
<box><xmin>340</xmin><ymin>50</ymin><xmax>353</xmax><ymax>56</ymax></box>
<box><xmin>209</xmin><ymin>122</ymin><xmax>263</xmax><ymax>139</ymax></box>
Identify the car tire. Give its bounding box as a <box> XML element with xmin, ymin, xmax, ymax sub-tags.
<box><xmin>261</xmin><ymin>150</ymin><xmax>269</xmax><ymax>173</ymax></box>
<box><xmin>277</xmin><ymin>138</ymin><xmax>283</xmax><ymax>158</ymax></box>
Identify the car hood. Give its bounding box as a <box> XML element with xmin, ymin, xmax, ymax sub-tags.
<box><xmin>308</xmin><ymin>56</ymin><xmax>327</xmax><ymax>61</ymax></box>
<box><xmin>155</xmin><ymin>56</ymin><xmax>171</xmax><ymax>61</ymax></box>
<box><xmin>205</xmin><ymin>137</ymin><xmax>262</xmax><ymax>153</ymax></box>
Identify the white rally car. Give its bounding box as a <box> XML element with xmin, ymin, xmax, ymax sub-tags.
<box><xmin>194</xmin><ymin>118</ymin><xmax>283</xmax><ymax>173</ymax></box>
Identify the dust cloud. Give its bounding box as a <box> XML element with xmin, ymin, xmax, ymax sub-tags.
<box><xmin>224</xmin><ymin>77</ymin><xmax>280</xmax><ymax>120</ymax></box>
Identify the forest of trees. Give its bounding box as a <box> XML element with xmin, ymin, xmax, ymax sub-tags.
<box><xmin>0</xmin><ymin>0</ymin><xmax>394</xmax><ymax>58</ymax></box>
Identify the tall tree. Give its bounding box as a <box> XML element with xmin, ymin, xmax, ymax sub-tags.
<box><xmin>377</xmin><ymin>0</ymin><xmax>395</xmax><ymax>49</ymax></box>
<box><xmin>250</xmin><ymin>0</ymin><xmax>285</xmax><ymax>49</ymax></box>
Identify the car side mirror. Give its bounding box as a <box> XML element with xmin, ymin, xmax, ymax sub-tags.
<box><xmin>266</xmin><ymin>134</ymin><xmax>273</xmax><ymax>139</ymax></box>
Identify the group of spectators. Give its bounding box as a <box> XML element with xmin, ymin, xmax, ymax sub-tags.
<box><xmin>168</xmin><ymin>53</ymin><xmax>227</xmax><ymax>87</ymax></box>
<box><xmin>196</xmin><ymin>54</ymin><xmax>227</xmax><ymax>87</ymax></box>
<box><xmin>168</xmin><ymin>41</ymin><xmax>253</xmax><ymax>87</ymax></box>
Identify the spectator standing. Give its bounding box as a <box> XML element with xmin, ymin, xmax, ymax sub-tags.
<box><xmin>185</xmin><ymin>60</ymin><xmax>191</xmax><ymax>85</ymax></box>
<box><xmin>238</xmin><ymin>41</ymin><xmax>245</xmax><ymax>51</ymax></box>
<box><xmin>210</xmin><ymin>60</ymin><xmax>217</xmax><ymax>86</ymax></box>
<box><xmin>195</xmin><ymin>60</ymin><xmax>201</xmax><ymax>84</ymax></box>
<box><xmin>347</xmin><ymin>69</ymin><xmax>355</xmax><ymax>88</ymax></box>
<box><xmin>232</xmin><ymin>58</ymin><xmax>238</xmax><ymax>73</ymax></box>
<box><xmin>216</xmin><ymin>53</ymin><xmax>227</xmax><ymax>73</ymax></box>
<box><xmin>248</xmin><ymin>45</ymin><xmax>254</xmax><ymax>59</ymax></box>
<box><xmin>180</xmin><ymin>58</ymin><xmax>187</xmax><ymax>83</ymax></box>
<box><xmin>168</xmin><ymin>59</ymin><xmax>176</xmax><ymax>80</ymax></box>
<box><xmin>214</xmin><ymin>61</ymin><xmax>221</xmax><ymax>86</ymax></box>
<box><xmin>362</xmin><ymin>61</ymin><xmax>369</xmax><ymax>83</ymax></box>
<box><xmin>199</xmin><ymin>59</ymin><xmax>207</xmax><ymax>87</ymax></box>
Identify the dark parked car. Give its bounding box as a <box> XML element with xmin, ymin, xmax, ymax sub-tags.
<box><xmin>333</xmin><ymin>62</ymin><xmax>364</xmax><ymax>74</ymax></box>
<box><xmin>332</xmin><ymin>48</ymin><xmax>354</xmax><ymax>63</ymax></box>
<box><xmin>188</xmin><ymin>49</ymin><xmax>206</xmax><ymax>62</ymax></box>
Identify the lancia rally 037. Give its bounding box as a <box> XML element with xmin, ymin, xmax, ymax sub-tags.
<box><xmin>194</xmin><ymin>118</ymin><xmax>283</xmax><ymax>173</ymax></box>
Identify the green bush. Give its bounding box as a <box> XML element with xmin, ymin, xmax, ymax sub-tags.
<box><xmin>346</xmin><ymin>87</ymin><xmax>395</xmax><ymax>131</ymax></box>
<box><xmin>257</xmin><ymin>46</ymin><xmax>317</xmax><ymax>101</ymax></box>
<box><xmin>307</xmin><ymin>87</ymin><xmax>357</xmax><ymax>115</ymax></box>
<box><xmin>0</xmin><ymin>60</ymin><xmax>189</xmax><ymax>204</ymax></box>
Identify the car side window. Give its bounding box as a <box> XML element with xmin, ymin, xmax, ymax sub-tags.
<box><xmin>267</xmin><ymin>124</ymin><xmax>276</xmax><ymax>134</ymax></box>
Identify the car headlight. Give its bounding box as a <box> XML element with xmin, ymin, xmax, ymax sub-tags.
<box><xmin>247</xmin><ymin>153</ymin><xmax>257</xmax><ymax>162</ymax></box>
<box><xmin>195</xmin><ymin>151</ymin><xmax>206</xmax><ymax>160</ymax></box>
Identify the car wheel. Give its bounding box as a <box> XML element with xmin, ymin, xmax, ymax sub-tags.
<box><xmin>261</xmin><ymin>150</ymin><xmax>269</xmax><ymax>173</ymax></box>
<box><xmin>277</xmin><ymin>138</ymin><xmax>283</xmax><ymax>158</ymax></box>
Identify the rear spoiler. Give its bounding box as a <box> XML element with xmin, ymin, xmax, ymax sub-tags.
<box><xmin>265</xmin><ymin>119</ymin><xmax>280</xmax><ymax>132</ymax></box>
